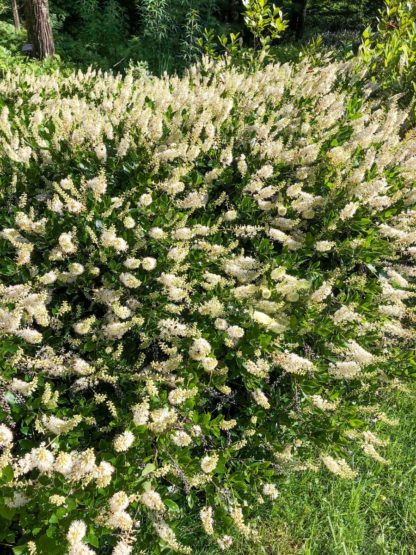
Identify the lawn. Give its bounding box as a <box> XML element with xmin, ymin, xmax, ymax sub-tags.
<box><xmin>189</xmin><ymin>386</ymin><xmax>416</xmax><ymax>554</ymax></box>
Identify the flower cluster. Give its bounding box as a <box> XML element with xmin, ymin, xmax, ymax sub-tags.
<box><xmin>0</xmin><ymin>57</ymin><xmax>414</xmax><ymax>553</ymax></box>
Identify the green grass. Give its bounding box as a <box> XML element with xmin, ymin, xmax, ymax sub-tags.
<box><xmin>188</xmin><ymin>386</ymin><xmax>416</xmax><ymax>554</ymax></box>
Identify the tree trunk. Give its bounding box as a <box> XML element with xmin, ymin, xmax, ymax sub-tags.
<box><xmin>24</xmin><ymin>0</ymin><xmax>55</xmax><ymax>59</ymax></box>
<box><xmin>12</xmin><ymin>0</ymin><xmax>21</xmax><ymax>31</ymax></box>
<box><xmin>289</xmin><ymin>0</ymin><xmax>308</xmax><ymax>40</ymax></box>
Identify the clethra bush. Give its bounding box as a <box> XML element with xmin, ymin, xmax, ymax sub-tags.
<box><xmin>0</xmin><ymin>59</ymin><xmax>415</xmax><ymax>554</ymax></box>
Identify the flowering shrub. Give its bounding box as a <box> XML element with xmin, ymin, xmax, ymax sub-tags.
<box><xmin>0</xmin><ymin>59</ymin><xmax>415</xmax><ymax>554</ymax></box>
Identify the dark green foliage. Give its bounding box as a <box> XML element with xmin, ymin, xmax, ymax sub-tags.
<box><xmin>47</xmin><ymin>0</ymin><xmax>235</xmax><ymax>72</ymax></box>
<box><xmin>300</xmin><ymin>0</ymin><xmax>384</xmax><ymax>34</ymax></box>
<box><xmin>132</xmin><ymin>0</ymin><xmax>222</xmax><ymax>74</ymax></box>
<box><xmin>0</xmin><ymin>0</ymin><xmax>390</xmax><ymax>73</ymax></box>
<box><xmin>48</xmin><ymin>0</ymin><xmax>130</xmax><ymax>68</ymax></box>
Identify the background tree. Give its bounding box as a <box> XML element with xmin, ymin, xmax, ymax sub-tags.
<box><xmin>12</xmin><ymin>0</ymin><xmax>20</xmax><ymax>30</ymax></box>
<box><xmin>288</xmin><ymin>0</ymin><xmax>307</xmax><ymax>39</ymax></box>
<box><xmin>24</xmin><ymin>0</ymin><xmax>54</xmax><ymax>58</ymax></box>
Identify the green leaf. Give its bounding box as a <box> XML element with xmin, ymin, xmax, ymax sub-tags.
<box><xmin>141</xmin><ymin>463</ymin><xmax>156</xmax><ymax>477</ymax></box>
<box><xmin>0</xmin><ymin>504</ymin><xmax>15</xmax><ymax>521</ymax></box>
<box><xmin>86</xmin><ymin>530</ymin><xmax>100</xmax><ymax>548</ymax></box>
<box><xmin>0</xmin><ymin>465</ymin><xmax>13</xmax><ymax>483</ymax></box>
<box><xmin>348</xmin><ymin>419</ymin><xmax>364</xmax><ymax>428</ymax></box>
<box><xmin>164</xmin><ymin>499</ymin><xmax>180</xmax><ymax>512</ymax></box>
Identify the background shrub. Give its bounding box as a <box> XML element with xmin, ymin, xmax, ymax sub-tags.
<box><xmin>359</xmin><ymin>0</ymin><xmax>416</xmax><ymax>101</ymax></box>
